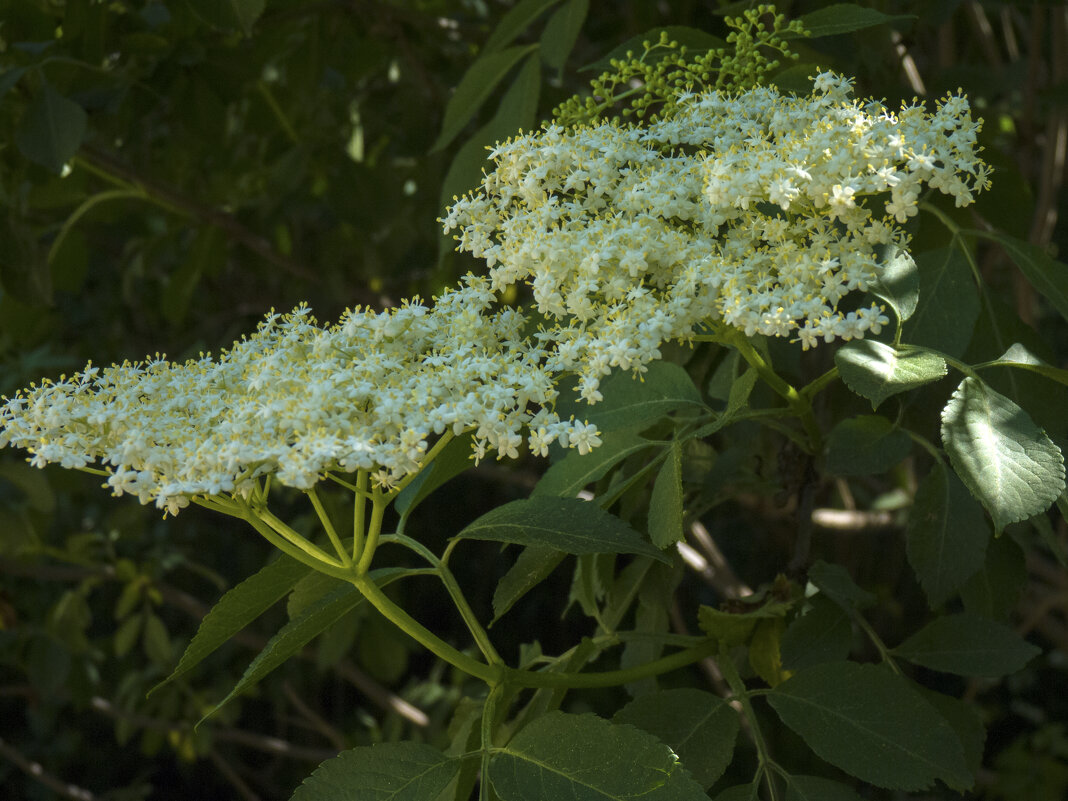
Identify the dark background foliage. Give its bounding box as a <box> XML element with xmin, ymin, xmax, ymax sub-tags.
<box><xmin>0</xmin><ymin>1</ymin><xmax>1066</xmax><ymax>799</ymax></box>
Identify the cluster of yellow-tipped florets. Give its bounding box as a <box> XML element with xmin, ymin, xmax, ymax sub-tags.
<box><xmin>442</xmin><ymin>71</ymin><xmax>990</xmax><ymax>402</ymax></box>
<box><xmin>0</xmin><ymin>276</ymin><xmax>600</xmax><ymax>514</ymax></box>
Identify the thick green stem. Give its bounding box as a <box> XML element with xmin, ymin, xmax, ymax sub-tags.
<box><xmin>307</xmin><ymin>486</ymin><xmax>351</xmax><ymax>568</ymax></box>
<box><xmin>352</xmin><ymin>469</ymin><xmax>368</xmax><ymax>562</ymax></box>
<box><xmin>355</xmin><ymin>490</ymin><xmax>387</xmax><ymax>576</ymax></box>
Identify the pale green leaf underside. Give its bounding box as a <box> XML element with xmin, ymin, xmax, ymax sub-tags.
<box><xmin>941</xmin><ymin>377</ymin><xmax>1065</xmax><ymax>532</ymax></box>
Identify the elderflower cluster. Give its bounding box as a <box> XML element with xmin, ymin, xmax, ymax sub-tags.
<box><xmin>0</xmin><ymin>277</ymin><xmax>599</xmax><ymax>515</ymax></box>
<box><xmin>443</xmin><ymin>71</ymin><xmax>990</xmax><ymax>402</ymax></box>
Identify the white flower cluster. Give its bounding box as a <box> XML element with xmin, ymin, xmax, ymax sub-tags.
<box><xmin>443</xmin><ymin>72</ymin><xmax>990</xmax><ymax>401</ymax></box>
<box><xmin>0</xmin><ymin>277</ymin><xmax>599</xmax><ymax>514</ymax></box>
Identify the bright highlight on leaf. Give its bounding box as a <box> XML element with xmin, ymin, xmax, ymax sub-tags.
<box><xmin>835</xmin><ymin>340</ymin><xmax>947</xmax><ymax>409</ymax></box>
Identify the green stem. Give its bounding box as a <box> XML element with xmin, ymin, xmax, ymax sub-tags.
<box><xmin>852</xmin><ymin>612</ymin><xmax>902</xmax><ymax>675</ymax></box>
<box><xmin>355</xmin><ymin>490</ymin><xmax>387</xmax><ymax>576</ymax></box>
<box><xmin>718</xmin><ymin>645</ymin><xmax>782</xmax><ymax>801</ymax></box>
<box><xmin>502</xmin><ymin>640</ymin><xmax>718</xmax><ymax>689</ymax></box>
<box><xmin>254</xmin><ymin>503</ymin><xmax>347</xmax><ymax>570</ymax></box>
<box><xmin>800</xmin><ymin>366</ymin><xmax>840</xmax><ymax>400</ymax></box>
<box><xmin>307</xmin><ymin>487</ymin><xmax>351</xmax><ymax>568</ymax></box>
<box><xmin>480</xmin><ymin>683</ymin><xmax>505</xmax><ymax>801</ymax></box>
<box><xmin>352</xmin><ymin>469</ymin><xmax>368</xmax><ymax>562</ymax></box>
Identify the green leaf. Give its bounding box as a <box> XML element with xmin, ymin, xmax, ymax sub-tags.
<box><xmin>489</xmin><ymin>712</ymin><xmax>708</xmax><ymax>801</ymax></box>
<box><xmin>491</xmin><ymin>545</ymin><xmax>566</xmax><ymax>625</ymax></box>
<box><xmin>0</xmin><ymin>67</ymin><xmax>27</xmax><ymax>100</ymax></box>
<box><xmin>432</xmin><ymin>44</ymin><xmax>537</xmax><ymax>152</ymax></box>
<box><xmin>458</xmin><ymin>497</ymin><xmax>669</xmax><ymax>562</ymax></box>
<box><xmin>767</xmin><ymin>661</ymin><xmax>971</xmax><ymax>791</ymax></box>
<box><xmin>835</xmin><ymin>340</ymin><xmax>947</xmax><ymax>409</ymax></box>
<box><xmin>202</xmin><ymin>568</ymin><xmax>404</xmax><ymax>723</ymax></box>
<box><xmin>533</xmin><ymin>428</ymin><xmax>651</xmax><ymax>498</ymax></box>
<box><xmin>648</xmin><ymin>440</ymin><xmax>684</xmax><ymax>548</ymax></box>
<box><xmin>785</xmin><ymin>776</ymin><xmax>865</xmax><ymax>801</ymax></box>
<box><xmin>183</xmin><ymin>0</ymin><xmax>264</xmax><ymax>32</ymax></box>
<box><xmin>903</xmin><ymin>247</ymin><xmax>980</xmax><ymax>359</ymax></box>
<box><xmin>976</xmin><ymin>343</ymin><xmax>1068</xmax><ymax>388</ymax></box>
<box><xmin>781</xmin><ymin>596</ymin><xmax>853</xmax><ymax>671</ymax></box>
<box><xmin>580</xmin><ymin>26</ymin><xmax>727</xmax><ymax>74</ymax></box>
<box><xmin>697</xmin><ymin>601</ymin><xmax>791</xmax><ymax>648</ymax></box>
<box><xmin>979</xmin><ymin>230</ymin><xmax>1068</xmax><ymax>324</ymax></box>
<box><xmin>893</xmin><ymin>613</ymin><xmax>1040</xmax><ymax>677</ymax></box>
<box><xmin>16</xmin><ymin>84</ymin><xmax>88</xmax><ymax>174</ymax></box>
<box><xmin>906</xmin><ymin>463</ymin><xmax>990</xmax><ymax>608</ymax></box>
<box><xmin>871</xmin><ymin>245</ymin><xmax>920</xmax><ymax>323</ymax></box>
<box><xmin>290</xmin><ymin>742</ymin><xmax>459</xmax><ymax>801</ymax></box>
<box><xmin>941</xmin><ymin>376</ymin><xmax>1065</xmax><ymax>532</ymax></box>
<box><xmin>558</xmin><ymin>360</ymin><xmax>706</xmax><ymax>432</ymax></box>
<box><xmin>808</xmin><ymin>560</ymin><xmax>875</xmax><ymax>610</ymax></box>
<box><xmin>153</xmin><ymin>555</ymin><xmax>310</xmax><ymax>694</ymax></box>
<box><xmin>711</xmin><ymin>784</ymin><xmax>760</xmax><ymax>801</ymax></box>
<box><xmin>484</xmin><ymin>0</ymin><xmax>563</xmax><ymax>53</ymax></box>
<box><xmin>824</xmin><ymin>415</ymin><xmax>911</xmax><ymax>476</ymax></box>
<box><xmin>142</xmin><ymin>612</ymin><xmax>172</xmax><ymax>666</ymax></box>
<box><xmin>614</xmin><ymin>689</ymin><xmax>739</xmax><ymax>789</ymax></box>
<box><xmin>0</xmin><ymin>459</ymin><xmax>55</xmax><ymax>513</ymax></box>
<box><xmin>539</xmin><ymin>0</ymin><xmax>588</xmax><ymax>71</ymax></box>
<box><xmin>395</xmin><ymin>433</ymin><xmax>475</xmax><ymax>517</ymax></box>
<box><xmin>960</xmin><ymin>534</ymin><xmax>1027</xmax><ymax>621</ymax></box>
<box><xmin>796</xmin><ymin>4</ymin><xmax>915</xmax><ymax>37</ymax></box>
<box><xmin>917</xmin><ymin>688</ymin><xmax>986</xmax><ymax>790</ymax></box>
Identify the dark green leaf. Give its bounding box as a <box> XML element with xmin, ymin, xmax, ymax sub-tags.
<box><xmin>824</xmin><ymin>415</ymin><xmax>911</xmax><ymax>476</ymax></box>
<box><xmin>648</xmin><ymin>440</ymin><xmax>684</xmax><ymax>548</ymax></box>
<box><xmin>432</xmin><ymin>44</ymin><xmax>537</xmax><ymax>152</ymax></box>
<box><xmin>395</xmin><ymin>433</ymin><xmax>475</xmax><ymax>517</ymax></box>
<box><xmin>941</xmin><ymin>377</ymin><xmax>1065</xmax><ymax>532</ymax></box>
<box><xmin>290</xmin><ymin>742</ymin><xmax>459</xmax><ymax>801</ymax></box>
<box><xmin>697</xmin><ymin>601</ymin><xmax>791</xmax><ymax>648</ymax></box>
<box><xmin>767</xmin><ymin>662</ymin><xmax>971</xmax><ymax>791</ymax></box>
<box><xmin>0</xmin><ymin>67</ymin><xmax>27</xmax><ymax>100</ymax></box>
<box><xmin>489</xmin><ymin>712</ymin><xmax>707</xmax><ymax>801</ymax></box>
<box><xmin>580</xmin><ymin>26</ymin><xmax>727</xmax><ymax>74</ymax></box>
<box><xmin>808</xmin><ymin>560</ymin><xmax>875</xmax><ymax>610</ymax></box>
<box><xmin>491</xmin><ymin>545</ymin><xmax>566</xmax><ymax>625</ymax></box>
<box><xmin>903</xmin><ymin>247</ymin><xmax>979</xmax><ymax>359</ymax></box>
<box><xmin>16</xmin><ymin>84</ymin><xmax>88</xmax><ymax>174</ymax></box>
<box><xmin>711</xmin><ymin>784</ymin><xmax>760</xmax><ymax>801</ymax></box>
<box><xmin>960</xmin><ymin>534</ymin><xmax>1027</xmax><ymax>621</ymax></box>
<box><xmin>796</xmin><ymin>4</ymin><xmax>915</xmax><ymax>37</ymax></box>
<box><xmin>785</xmin><ymin>776</ymin><xmax>865</xmax><ymax>801</ymax></box>
<box><xmin>540</xmin><ymin>0</ymin><xmax>589</xmax><ymax>71</ymax></box>
<box><xmin>153</xmin><ymin>555</ymin><xmax>310</xmax><ymax>694</ymax></box>
<box><xmin>979</xmin><ymin>231</ymin><xmax>1068</xmax><ymax>324</ymax></box>
<box><xmin>906</xmin><ymin>463</ymin><xmax>989</xmax><ymax>608</ymax></box>
<box><xmin>893</xmin><ymin>613</ymin><xmax>1040</xmax><ymax>677</ymax></box>
<box><xmin>614</xmin><ymin>689</ymin><xmax>739</xmax><ymax>789</ymax></box>
<box><xmin>485</xmin><ymin>0</ymin><xmax>563</xmax><ymax>53</ymax></box>
<box><xmin>871</xmin><ymin>245</ymin><xmax>920</xmax><ymax>323</ymax></box>
<box><xmin>458</xmin><ymin>497</ymin><xmax>669</xmax><ymax>562</ymax></box>
<box><xmin>835</xmin><ymin>340</ymin><xmax>947</xmax><ymax>409</ymax></box>
<box><xmin>917</xmin><ymin>688</ymin><xmax>986</xmax><ymax>790</ymax></box>
<box><xmin>781</xmin><ymin>596</ymin><xmax>853</xmax><ymax>671</ymax></box>
<box><xmin>533</xmin><ymin>428</ymin><xmax>651</xmax><ymax>498</ymax></box>
<box><xmin>184</xmin><ymin>0</ymin><xmax>264</xmax><ymax>32</ymax></box>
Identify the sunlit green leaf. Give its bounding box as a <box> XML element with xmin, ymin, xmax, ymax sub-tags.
<box><xmin>941</xmin><ymin>377</ymin><xmax>1065</xmax><ymax>532</ymax></box>
<box><xmin>835</xmin><ymin>340</ymin><xmax>947</xmax><ymax>409</ymax></box>
<box><xmin>871</xmin><ymin>245</ymin><xmax>920</xmax><ymax>323</ymax></box>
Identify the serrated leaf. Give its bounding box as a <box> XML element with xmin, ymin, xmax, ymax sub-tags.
<box><xmin>906</xmin><ymin>463</ymin><xmax>990</xmax><ymax>608</ymax></box>
<box><xmin>580</xmin><ymin>26</ymin><xmax>727</xmax><ymax>74</ymax></box>
<box><xmin>491</xmin><ymin>545</ymin><xmax>566</xmax><ymax>626</ymax></box>
<box><xmin>976</xmin><ymin>342</ymin><xmax>1068</xmax><ymax>388</ymax></box>
<box><xmin>395</xmin><ymin>433</ymin><xmax>475</xmax><ymax>517</ymax></box>
<box><xmin>871</xmin><ymin>245</ymin><xmax>920</xmax><ymax>323</ymax></box>
<box><xmin>808</xmin><ymin>560</ymin><xmax>875</xmax><ymax>610</ymax></box>
<box><xmin>767</xmin><ymin>662</ymin><xmax>971</xmax><ymax>791</ymax></box>
<box><xmin>489</xmin><ymin>712</ymin><xmax>708</xmax><ymax>801</ymax></box>
<box><xmin>202</xmin><ymin>568</ymin><xmax>404</xmax><ymax>723</ymax></box>
<box><xmin>979</xmin><ymin>230</ymin><xmax>1068</xmax><ymax>324</ymax></box>
<box><xmin>698</xmin><ymin>601</ymin><xmax>791</xmax><ymax>648</ymax></box>
<box><xmin>289</xmin><ymin>742</ymin><xmax>459</xmax><ymax>801</ymax></box>
<box><xmin>903</xmin><ymin>247</ymin><xmax>980</xmax><ymax>358</ymax></box>
<box><xmin>458</xmin><ymin>497</ymin><xmax>668</xmax><ymax>562</ymax></box>
<box><xmin>796</xmin><ymin>4</ymin><xmax>915</xmax><ymax>38</ymax></box>
<box><xmin>153</xmin><ymin>555</ymin><xmax>310</xmax><ymax>694</ymax></box>
<box><xmin>835</xmin><ymin>340</ymin><xmax>947</xmax><ymax>409</ymax></box>
<box><xmin>648</xmin><ymin>440</ymin><xmax>683</xmax><ymax>548</ymax></box>
<box><xmin>824</xmin><ymin>415</ymin><xmax>911</xmax><ymax>476</ymax></box>
<box><xmin>893</xmin><ymin>613</ymin><xmax>1040</xmax><ymax>677</ymax></box>
<box><xmin>16</xmin><ymin>84</ymin><xmax>88</xmax><ymax>174</ymax></box>
<box><xmin>785</xmin><ymin>775</ymin><xmax>865</xmax><ymax>801</ymax></box>
<box><xmin>432</xmin><ymin>44</ymin><xmax>537</xmax><ymax>152</ymax></box>
<box><xmin>614</xmin><ymin>689</ymin><xmax>739</xmax><ymax>789</ymax></box>
<box><xmin>960</xmin><ymin>534</ymin><xmax>1027</xmax><ymax>621</ymax></box>
<box><xmin>557</xmin><ymin>360</ymin><xmax>706</xmax><ymax>432</ymax></box>
<box><xmin>941</xmin><ymin>376</ymin><xmax>1065</xmax><ymax>532</ymax></box>
<box><xmin>540</xmin><ymin>0</ymin><xmax>588</xmax><ymax>71</ymax></box>
<box><xmin>916</xmin><ymin>688</ymin><xmax>986</xmax><ymax>790</ymax></box>
<box><xmin>484</xmin><ymin>0</ymin><xmax>562</xmax><ymax>53</ymax></box>
<box><xmin>781</xmin><ymin>596</ymin><xmax>853</xmax><ymax>671</ymax></box>
<box><xmin>533</xmin><ymin>428</ymin><xmax>651</xmax><ymax>499</ymax></box>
